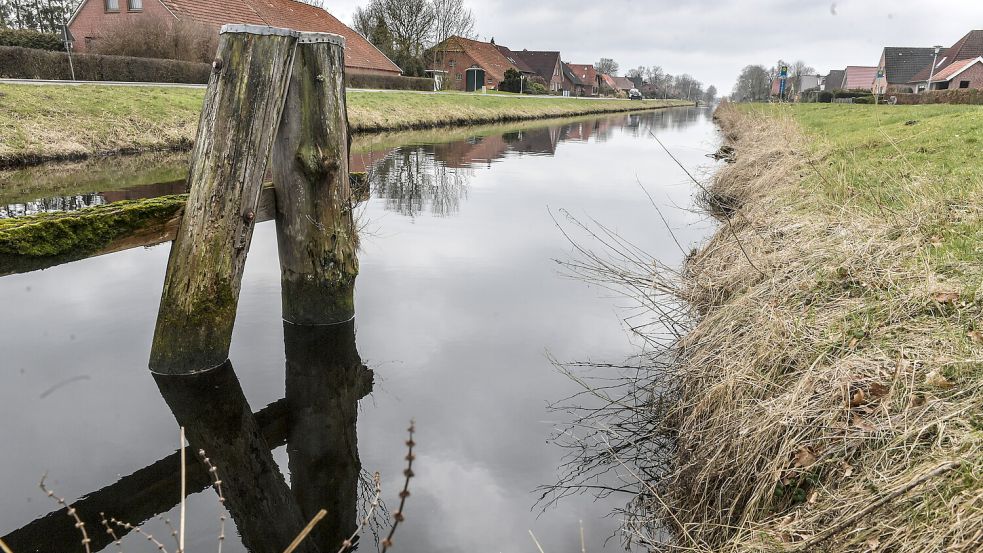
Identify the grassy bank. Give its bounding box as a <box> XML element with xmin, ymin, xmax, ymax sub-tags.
<box><xmin>641</xmin><ymin>103</ymin><xmax>983</xmax><ymax>551</ymax></box>
<box><xmin>0</xmin><ymin>83</ymin><xmax>689</xmax><ymax>167</ymax></box>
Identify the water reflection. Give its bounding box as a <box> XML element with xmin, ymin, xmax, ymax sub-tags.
<box><xmin>364</xmin><ymin>109</ymin><xmax>704</xmax><ymax>218</ymax></box>
<box><xmin>1</xmin><ymin>107</ymin><xmax>718</xmax><ymax>553</ymax></box>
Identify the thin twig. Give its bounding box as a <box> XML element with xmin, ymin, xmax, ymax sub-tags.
<box><xmin>647</xmin><ymin>129</ymin><xmax>766</xmax><ymax>277</ymax></box>
<box><xmin>338</xmin><ymin>472</ymin><xmax>383</xmax><ymax>553</ymax></box>
<box><xmin>178</xmin><ymin>427</ymin><xmax>186</xmax><ymax>553</ymax></box>
<box><xmin>40</xmin><ymin>473</ymin><xmax>92</xmax><ymax>553</ymax></box>
<box><xmin>528</xmin><ymin>530</ymin><xmax>547</xmax><ymax>553</ymax></box>
<box><xmin>111</xmin><ymin>518</ymin><xmax>168</xmax><ymax>552</ymax></box>
<box><xmin>199</xmin><ymin>449</ymin><xmax>228</xmax><ymax>553</ymax></box>
<box><xmin>381</xmin><ymin>421</ymin><xmax>416</xmax><ymax>552</ymax></box>
<box><xmin>99</xmin><ymin>513</ymin><xmax>123</xmax><ymax>553</ymax></box>
<box><xmin>282</xmin><ymin>510</ymin><xmax>328</xmax><ymax>553</ymax></box>
<box><xmin>579</xmin><ymin>519</ymin><xmax>587</xmax><ymax>553</ymax></box>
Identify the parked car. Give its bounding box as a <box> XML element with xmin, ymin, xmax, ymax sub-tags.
<box><xmin>628</xmin><ymin>88</ymin><xmax>643</xmax><ymax>100</ymax></box>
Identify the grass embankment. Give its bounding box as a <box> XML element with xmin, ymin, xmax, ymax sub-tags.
<box><xmin>657</xmin><ymin>103</ymin><xmax>983</xmax><ymax>551</ymax></box>
<box><xmin>0</xmin><ymin>83</ymin><xmax>689</xmax><ymax>167</ymax></box>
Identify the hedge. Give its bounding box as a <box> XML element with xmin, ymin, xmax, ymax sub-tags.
<box><xmin>0</xmin><ymin>29</ymin><xmax>63</xmax><ymax>51</ymax></box>
<box><xmin>890</xmin><ymin>88</ymin><xmax>983</xmax><ymax>105</ymax></box>
<box><xmin>0</xmin><ymin>45</ymin><xmax>210</xmax><ymax>83</ymax></box>
<box><xmin>346</xmin><ymin>72</ymin><xmax>434</xmax><ymax>91</ymax></box>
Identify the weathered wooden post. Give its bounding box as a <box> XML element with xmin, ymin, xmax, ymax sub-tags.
<box><xmin>273</xmin><ymin>32</ymin><xmax>367</xmax><ymax>550</ymax></box>
<box><xmin>150</xmin><ymin>24</ymin><xmax>299</xmax><ymax>375</ymax></box>
<box><xmin>272</xmin><ymin>31</ymin><xmax>358</xmax><ymax>326</ymax></box>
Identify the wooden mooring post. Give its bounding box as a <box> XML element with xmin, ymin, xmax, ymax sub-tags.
<box><xmin>273</xmin><ymin>31</ymin><xmax>358</xmax><ymax>326</ymax></box>
<box><xmin>150</xmin><ymin>24</ymin><xmax>300</xmax><ymax>375</ymax></box>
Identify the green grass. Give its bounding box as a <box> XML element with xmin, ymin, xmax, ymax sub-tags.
<box><xmin>743</xmin><ymin>103</ymin><xmax>983</xmax><ymax>277</ymax></box>
<box><xmin>0</xmin><ymin>83</ymin><xmax>689</xmax><ymax>166</ymax></box>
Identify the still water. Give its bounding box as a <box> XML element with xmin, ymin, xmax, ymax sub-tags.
<box><xmin>0</xmin><ymin>107</ymin><xmax>719</xmax><ymax>553</ymax></box>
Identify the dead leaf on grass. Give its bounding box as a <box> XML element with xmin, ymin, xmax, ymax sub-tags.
<box><xmin>793</xmin><ymin>446</ymin><xmax>817</xmax><ymax>468</ymax></box>
<box><xmin>933</xmin><ymin>291</ymin><xmax>960</xmax><ymax>304</ymax></box>
<box><xmin>852</xmin><ymin>415</ymin><xmax>876</xmax><ymax>432</ymax></box>
<box><xmin>967</xmin><ymin>330</ymin><xmax>983</xmax><ymax>343</ymax></box>
<box><xmin>840</xmin><ymin>461</ymin><xmax>854</xmax><ymax>477</ymax></box>
<box><xmin>868</xmin><ymin>382</ymin><xmax>890</xmax><ymax>400</ymax></box>
<box><xmin>925</xmin><ymin>369</ymin><xmax>954</xmax><ymax>389</ymax></box>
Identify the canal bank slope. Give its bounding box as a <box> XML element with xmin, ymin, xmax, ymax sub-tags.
<box><xmin>0</xmin><ymin>83</ymin><xmax>690</xmax><ymax>167</ymax></box>
<box><xmin>660</xmin><ymin>103</ymin><xmax>983</xmax><ymax>551</ymax></box>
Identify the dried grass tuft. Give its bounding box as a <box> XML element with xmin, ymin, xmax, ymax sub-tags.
<box><xmin>546</xmin><ymin>102</ymin><xmax>983</xmax><ymax>552</ymax></box>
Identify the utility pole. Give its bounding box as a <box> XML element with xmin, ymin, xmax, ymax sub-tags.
<box><xmin>925</xmin><ymin>45</ymin><xmax>943</xmax><ymax>93</ymax></box>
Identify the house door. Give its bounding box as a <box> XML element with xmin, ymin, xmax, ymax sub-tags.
<box><xmin>466</xmin><ymin>67</ymin><xmax>485</xmax><ymax>92</ymax></box>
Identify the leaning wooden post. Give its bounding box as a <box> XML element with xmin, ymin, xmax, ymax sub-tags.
<box><xmin>272</xmin><ymin>31</ymin><xmax>358</xmax><ymax>325</ymax></box>
<box><xmin>149</xmin><ymin>25</ymin><xmax>299</xmax><ymax>375</ymax></box>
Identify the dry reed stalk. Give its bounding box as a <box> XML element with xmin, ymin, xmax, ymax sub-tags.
<box><xmin>282</xmin><ymin>510</ymin><xmax>328</xmax><ymax>553</ymax></box>
<box><xmin>543</xmin><ymin>102</ymin><xmax>983</xmax><ymax>552</ymax></box>
<box><xmin>0</xmin><ymin>537</ymin><xmax>14</xmax><ymax>553</ymax></box>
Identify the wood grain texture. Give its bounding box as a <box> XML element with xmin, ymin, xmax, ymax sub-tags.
<box><xmin>272</xmin><ymin>36</ymin><xmax>358</xmax><ymax>325</ymax></box>
<box><xmin>150</xmin><ymin>28</ymin><xmax>298</xmax><ymax>375</ymax></box>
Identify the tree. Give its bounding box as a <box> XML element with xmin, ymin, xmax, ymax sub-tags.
<box><xmin>594</xmin><ymin>57</ymin><xmax>619</xmax><ymax>76</ymax></box>
<box><xmin>703</xmin><ymin>85</ymin><xmax>718</xmax><ymax>104</ymax></box>
<box><xmin>352</xmin><ymin>0</ymin><xmax>475</xmax><ymax>77</ymax></box>
<box><xmin>732</xmin><ymin>64</ymin><xmax>771</xmax><ymax>102</ymax></box>
<box><xmin>0</xmin><ymin>0</ymin><xmax>76</xmax><ymax>33</ymax></box>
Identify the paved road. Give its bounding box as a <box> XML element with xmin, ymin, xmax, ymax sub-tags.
<box><xmin>0</xmin><ymin>78</ymin><xmax>645</xmax><ymax>101</ymax></box>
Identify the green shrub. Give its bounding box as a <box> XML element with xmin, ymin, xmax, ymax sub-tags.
<box><xmin>499</xmin><ymin>67</ymin><xmax>522</xmax><ymax>93</ymax></box>
<box><xmin>0</xmin><ymin>29</ymin><xmax>63</xmax><ymax>51</ymax></box>
<box><xmin>853</xmin><ymin>96</ymin><xmax>873</xmax><ymax>104</ymax></box>
<box><xmin>346</xmin><ymin>72</ymin><xmax>433</xmax><ymax>91</ymax></box>
<box><xmin>0</xmin><ymin>45</ymin><xmax>210</xmax><ymax>83</ymax></box>
<box><xmin>818</xmin><ymin>91</ymin><xmax>834</xmax><ymax>103</ymax></box>
<box><xmin>527</xmin><ymin>81</ymin><xmax>547</xmax><ymax>95</ymax></box>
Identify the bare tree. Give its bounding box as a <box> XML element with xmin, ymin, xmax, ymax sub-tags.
<box><xmin>594</xmin><ymin>57</ymin><xmax>619</xmax><ymax>76</ymax></box>
<box><xmin>732</xmin><ymin>64</ymin><xmax>770</xmax><ymax>102</ymax></box>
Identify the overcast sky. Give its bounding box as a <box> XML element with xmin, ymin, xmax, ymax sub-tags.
<box><xmin>327</xmin><ymin>0</ymin><xmax>983</xmax><ymax>93</ymax></box>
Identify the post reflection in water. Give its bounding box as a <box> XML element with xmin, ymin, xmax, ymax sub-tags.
<box><xmin>284</xmin><ymin>318</ymin><xmax>373</xmax><ymax>552</ymax></box>
<box><xmin>154</xmin><ymin>362</ymin><xmax>319</xmax><ymax>553</ymax></box>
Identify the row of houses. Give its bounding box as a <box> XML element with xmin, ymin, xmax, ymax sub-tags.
<box><xmin>825</xmin><ymin>29</ymin><xmax>983</xmax><ymax>94</ymax></box>
<box><xmin>428</xmin><ymin>36</ymin><xmax>634</xmax><ymax>96</ymax></box>
<box><xmin>68</xmin><ymin>0</ymin><xmax>403</xmax><ymax>77</ymax></box>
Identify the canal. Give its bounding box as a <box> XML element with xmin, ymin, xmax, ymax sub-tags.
<box><xmin>0</xmin><ymin>107</ymin><xmax>719</xmax><ymax>553</ymax></box>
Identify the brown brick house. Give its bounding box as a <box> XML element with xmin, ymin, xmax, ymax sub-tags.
<box><xmin>908</xmin><ymin>30</ymin><xmax>983</xmax><ymax>91</ymax></box>
<box><xmin>430</xmin><ymin>36</ymin><xmax>521</xmax><ymax>91</ymax></box>
<box><xmin>508</xmin><ymin>50</ymin><xmax>564</xmax><ymax>92</ymax></box>
<box><xmin>67</xmin><ymin>0</ymin><xmax>402</xmax><ymax>76</ymax></box>
<box><xmin>560</xmin><ymin>62</ymin><xmax>598</xmax><ymax>96</ymax></box>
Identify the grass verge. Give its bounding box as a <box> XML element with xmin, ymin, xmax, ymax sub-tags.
<box><xmin>544</xmin><ymin>102</ymin><xmax>983</xmax><ymax>551</ymax></box>
<box><xmin>657</xmin><ymin>102</ymin><xmax>983</xmax><ymax>551</ymax></box>
<box><xmin>0</xmin><ymin>83</ymin><xmax>689</xmax><ymax>167</ymax></box>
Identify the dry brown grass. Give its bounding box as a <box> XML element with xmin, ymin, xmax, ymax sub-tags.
<box><xmin>545</xmin><ymin>102</ymin><xmax>983</xmax><ymax>552</ymax></box>
<box><xmin>652</xmin><ymin>104</ymin><xmax>983</xmax><ymax>551</ymax></box>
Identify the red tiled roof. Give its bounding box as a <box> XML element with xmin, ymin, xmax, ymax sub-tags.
<box><xmin>910</xmin><ymin>30</ymin><xmax>983</xmax><ymax>83</ymax></box>
<box><xmin>566</xmin><ymin>63</ymin><xmax>597</xmax><ymax>87</ymax></box>
<box><xmin>842</xmin><ymin>65</ymin><xmax>878</xmax><ymax>90</ymax></box>
<box><xmin>600</xmin><ymin>73</ymin><xmax>617</xmax><ymax>89</ymax></box>
<box><xmin>611</xmin><ymin>76</ymin><xmax>634</xmax><ymax>90</ymax></box>
<box><xmin>158</xmin><ymin>0</ymin><xmax>401</xmax><ymax>74</ymax></box>
<box><xmin>495</xmin><ymin>45</ymin><xmax>534</xmax><ymax>74</ymax></box>
<box><xmin>443</xmin><ymin>36</ymin><xmax>518</xmax><ymax>84</ymax></box>
<box><xmin>930</xmin><ymin>56</ymin><xmax>983</xmax><ymax>82</ymax></box>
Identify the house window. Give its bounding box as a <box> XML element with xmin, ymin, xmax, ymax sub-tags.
<box><xmin>128</xmin><ymin>0</ymin><xmax>142</xmax><ymax>10</ymax></box>
<box><xmin>449</xmin><ymin>60</ymin><xmax>456</xmax><ymax>68</ymax></box>
<box><xmin>105</xmin><ymin>0</ymin><xmax>119</xmax><ymax>11</ymax></box>
<box><xmin>959</xmin><ymin>80</ymin><xmax>970</xmax><ymax>89</ymax></box>
<box><xmin>456</xmin><ymin>73</ymin><xmax>462</xmax><ymax>81</ymax></box>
